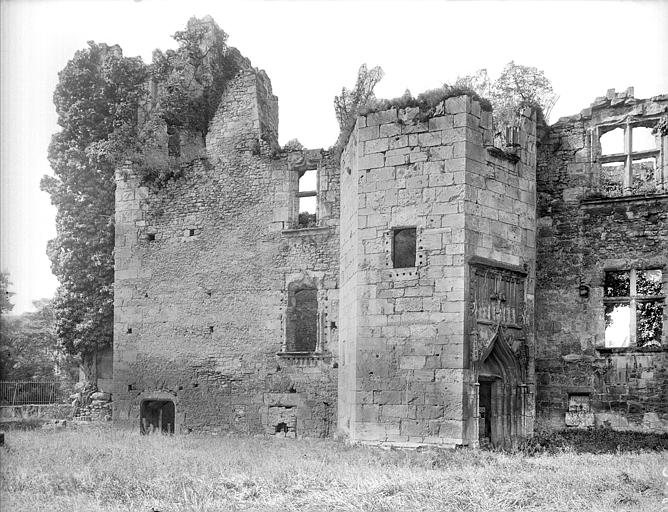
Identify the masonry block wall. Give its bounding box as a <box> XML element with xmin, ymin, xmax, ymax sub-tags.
<box><xmin>338</xmin><ymin>98</ymin><xmax>536</xmax><ymax>447</ymax></box>
<box><xmin>113</xmin><ymin>65</ymin><xmax>340</xmax><ymax>436</ymax></box>
<box><xmin>113</xmin><ymin>40</ymin><xmax>667</xmax><ymax>443</ymax></box>
<box><xmin>536</xmin><ymin>90</ymin><xmax>668</xmax><ymax>433</ymax></box>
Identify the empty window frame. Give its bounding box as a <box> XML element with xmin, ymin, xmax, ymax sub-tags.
<box><xmin>297</xmin><ymin>169</ymin><xmax>317</xmax><ymax>228</ymax></box>
<box><xmin>598</xmin><ymin>124</ymin><xmax>662</xmax><ymax>195</ymax></box>
<box><xmin>286</xmin><ymin>287</ymin><xmax>318</xmax><ymax>352</ymax></box>
<box><xmin>392</xmin><ymin>228</ymin><xmax>416</xmax><ymax>268</ymax></box>
<box><xmin>604</xmin><ymin>269</ymin><xmax>664</xmax><ymax>348</ymax></box>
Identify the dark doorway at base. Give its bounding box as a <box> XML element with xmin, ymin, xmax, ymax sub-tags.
<box><xmin>140</xmin><ymin>400</ymin><xmax>175</xmax><ymax>434</ymax></box>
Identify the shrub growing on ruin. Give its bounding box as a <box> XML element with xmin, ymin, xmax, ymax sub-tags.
<box><xmin>333</xmin><ymin>64</ymin><xmax>385</xmax><ymax>146</ymax></box>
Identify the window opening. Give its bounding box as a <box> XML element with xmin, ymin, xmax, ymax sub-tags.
<box><xmin>286</xmin><ymin>287</ymin><xmax>318</xmax><ymax>352</ymax></box>
<box><xmin>598</xmin><ymin>123</ymin><xmax>662</xmax><ymax>195</ymax></box>
<box><xmin>297</xmin><ymin>169</ymin><xmax>317</xmax><ymax>228</ymax></box>
<box><xmin>167</xmin><ymin>123</ymin><xmax>181</xmax><ymax>158</ymax></box>
<box><xmin>604</xmin><ymin>269</ymin><xmax>664</xmax><ymax>348</ymax></box>
<box><xmin>392</xmin><ymin>228</ymin><xmax>416</xmax><ymax>268</ymax></box>
<box><xmin>630</xmin><ymin>157</ymin><xmax>657</xmax><ymax>194</ymax></box>
<box><xmin>140</xmin><ymin>400</ymin><xmax>175</xmax><ymax>434</ymax></box>
<box><xmin>632</xmin><ymin>127</ymin><xmax>657</xmax><ymax>152</ymax></box>
<box><xmin>600</xmin><ymin>128</ymin><xmax>625</xmax><ymax>156</ymax></box>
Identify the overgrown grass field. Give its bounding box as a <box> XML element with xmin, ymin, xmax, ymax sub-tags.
<box><xmin>1</xmin><ymin>427</ymin><xmax>666</xmax><ymax>511</ymax></box>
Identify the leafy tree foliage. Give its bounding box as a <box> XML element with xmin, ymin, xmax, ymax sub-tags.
<box><xmin>333</xmin><ymin>61</ymin><xmax>556</xmax><ymax>149</ymax></box>
<box><xmin>151</xmin><ymin>16</ymin><xmax>239</xmax><ymax>135</ymax></box>
<box><xmin>454</xmin><ymin>61</ymin><xmax>558</xmax><ymax>125</ymax></box>
<box><xmin>334</xmin><ymin>64</ymin><xmax>384</xmax><ymax>144</ymax></box>
<box><xmin>0</xmin><ymin>299</ymin><xmax>75</xmax><ymax>381</ymax></box>
<box><xmin>41</xmin><ymin>42</ymin><xmax>148</xmax><ymax>361</ymax></box>
<box><xmin>41</xmin><ymin>18</ymin><xmax>241</xmax><ymax>370</ymax></box>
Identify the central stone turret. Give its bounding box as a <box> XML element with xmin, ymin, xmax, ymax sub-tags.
<box><xmin>338</xmin><ymin>97</ymin><xmax>537</xmax><ymax>447</ymax></box>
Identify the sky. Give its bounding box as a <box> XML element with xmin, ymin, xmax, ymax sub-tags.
<box><xmin>1</xmin><ymin>0</ymin><xmax>667</xmax><ymax>314</ymax></box>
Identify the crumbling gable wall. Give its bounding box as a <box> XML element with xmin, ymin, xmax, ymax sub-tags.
<box><xmin>113</xmin><ymin>64</ymin><xmax>340</xmax><ymax>436</ymax></box>
<box><xmin>536</xmin><ymin>89</ymin><xmax>668</xmax><ymax>432</ymax></box>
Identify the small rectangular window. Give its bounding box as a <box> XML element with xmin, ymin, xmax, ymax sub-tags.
<box><xmin>297</xmin><ymin>169</ymin><xmax>317</xmax><ymax>228</ymax></box>
<box><xmin>392</xmin><ymin>228</ymin><xmax>416</xmax><ymax>268</ymax></box>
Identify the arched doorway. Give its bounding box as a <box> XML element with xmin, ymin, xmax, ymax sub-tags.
<box><xmin>477</xmin><ymin>331</ymin><xmax>525</xmax><ymax>448</ymax></box>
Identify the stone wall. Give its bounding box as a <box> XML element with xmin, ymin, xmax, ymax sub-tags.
<box><xmin>113</xmin><ymin>66</ymin><xmax>339</xmax><ymax>436</ymax></box>
<box><xmin>338</xmin><ymin>97</ymin><xmax>536</xmax><ymax>447</ymax></box>
<box><xmin>536</xmin><ymin>89</ymin><xmax>668</xmax><ymax>432</ymax></box>
<box><xmin>112</xmin><ymin>44</ymin><xmax>667</xmax><ymax>443</ymax></box>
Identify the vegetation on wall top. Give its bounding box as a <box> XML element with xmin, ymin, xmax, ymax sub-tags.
<box><xmin>333</xmin><ymin>61</ymin><xmax>558</xmax><ymax>149</ymax></box>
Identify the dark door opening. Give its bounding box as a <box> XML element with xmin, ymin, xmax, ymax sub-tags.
<box><xmin>478</xmin><ymin>380</ymin><xmax>492</xmax><ymax>446</ymax></box>
<box><xmin>140</xmin><ymin>400</ymin><xmax>175</xmax><ymax>434</ymax></box>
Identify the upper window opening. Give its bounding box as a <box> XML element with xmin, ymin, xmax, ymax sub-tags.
<box><xmin>297</xmin><ymin>169</ymin><xmax>317</xmax><ymax>229</ymax></box>
<box><xmin>600</xmin><ymin>128</ymin><xmax>624</xmax><ymax>156</ymax></box>
<box><xmin>392</xmin><ymin>228</ymin><xmax>416</xmax><ymax>268</ymax></box>
<box><xmin>598</xmin><ymin>123</ymin><xmax>663</xmax><ymax>196</ymax></box>
<box><xmin>604</xmin><ymin>269</ymin><xmax>664</xmax><ymax>348</ymax></box>
<box><xmin>632</xmin><ymin>127</ymin><xmax>657</xmax><ymax>152</ymax></box>
<box><xmin>299</xmin><ymin>169</ymin><xmax>317</xmax><ymax>192</ymax></box>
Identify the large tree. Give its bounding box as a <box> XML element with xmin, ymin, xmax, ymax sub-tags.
<box><xmin>41</xmin><ymin>42</ymin><xmax>148</xmax><ymax>369</ymax></box>
<box><xmin>454</xmin><ymin>61</ymin><xmax>558</xmax><ymax>124</ymax></box>
<box><xmin>0</xmin><ymin>299</ymin><xmax>76</xmax><ymax>381</ymax></box>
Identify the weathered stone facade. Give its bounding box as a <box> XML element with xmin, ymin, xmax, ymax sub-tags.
<box><xmin>535</xmin><ymin>88</ymin><xmax>668</xmax><ymax>433</ymax></box>
<box><xmin>113</xmin><ymin>45</ymin><xmax>668</xmax><ymax>445</ymax></box>
<box><xmin>114</xmin><ymin>67</ymin><xmax>339</xmax><ymax>436</ymax></box>
<box><xmin>338</xmin><ymin>99</ymin><xmax>536</xmax><ymax>447</ymax></box>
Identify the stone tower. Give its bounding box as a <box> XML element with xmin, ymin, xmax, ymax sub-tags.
<box><xmin>338</xmin><ymin>98</ymin><xmax>537</xmax><ymax>447</ymax></box>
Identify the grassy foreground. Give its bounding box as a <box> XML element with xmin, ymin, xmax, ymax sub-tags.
<box><xmin>1</xmin><ymin>427</ymin><xmax>666</xmax><ymax>512</ymax></box>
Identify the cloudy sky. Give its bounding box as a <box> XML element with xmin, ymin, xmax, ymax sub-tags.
<box><xmin>1</xmin><ymin>0</ymin><xmax>667</xmax><ymax>313</ymax></box>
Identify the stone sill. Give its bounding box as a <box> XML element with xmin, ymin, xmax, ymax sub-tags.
<box><xmin>281</xmin><ymin>226</ymin><xmax>332</xmax><ymax>236</ymax></box>
<box><xmin>276</xmin><ymin>352</ymin><xmax>334</xmax><ymax>367</ymax></box>
<box><xmin>596</xmin><ymin>346</ymin><xmax>668</xmax><ymax>354</ymax></box>
<box><xmin>580</xmin><ymin>192</ymin><xmax>668</xmax><ymax>207</ymax></box>
<box><xmin>486</xmin><ymin>145</ymin><xmax>520</xmax><ymax>164</ymax></box>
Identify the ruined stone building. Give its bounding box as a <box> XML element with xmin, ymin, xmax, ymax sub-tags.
<box><xmin>112</xmin><ymin>49</ymin><xmax>668</xmax><ymax>447</ymax></box>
